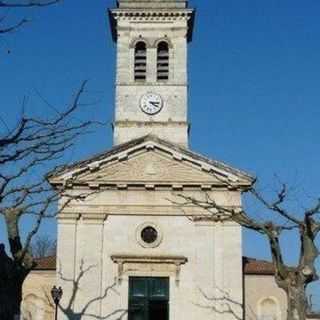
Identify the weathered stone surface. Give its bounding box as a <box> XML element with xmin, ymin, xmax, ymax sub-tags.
<box><xmin>245</xmin><ymin>275</ymin><xmax>288</xmax><ymax>320</ymax></box>
<box><xmin>49</xmin><ymin>135</ymin><xmax>254</xmax><ymax>188</ymax></box>
<box><xmin>110</xmin><ymin>0</ymin><xmax>194</xmax><ymax>146</ymax></box>
<box><xmin>118</xmin><ymin>0</ymin><xmax>188</xmax><ymax>9</ymax></box>
<box><xmin>21</xmin><ymin>271</ymin><xmax>55</xmax><ymax>320</ymax></box>
<box><xmin>21</xmin><ymin>267</ymin><xmax>293</xmax><ymax>320</ymax></box>
<box><xmin>79</xmin><ymin>151</ymin><xmax>223</xmax><ymax>184</ymax></box>
<box><xmin>52</xmin><ymin>139</ymin><xmax>248</xmax><ymax>320</ymax></box>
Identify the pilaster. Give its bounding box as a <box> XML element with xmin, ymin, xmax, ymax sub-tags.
<box><xmin>73</xmin><ymin>214</ymin><xmax>107</xmax><ymax>319</ymax></box>
<box><xmin>56</xmin><ymin>213</ymin><xmax>79</xmax><ymax>320</ymax></box>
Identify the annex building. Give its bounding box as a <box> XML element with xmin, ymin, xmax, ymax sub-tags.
<box><xmin>21</xmin><ymin>1</ymin><xmax>300</xmax><ymax>319</ymax></box>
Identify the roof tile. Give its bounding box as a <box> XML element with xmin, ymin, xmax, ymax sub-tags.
<box><xmin>34</xmin><ymin>256</ymin><xmax>56</xmax><ymax>270</ymax></box>
<box><xmin>243</xmin><ymin>257</ymin><xmax>275</xmax><ymax>275</ymax></box>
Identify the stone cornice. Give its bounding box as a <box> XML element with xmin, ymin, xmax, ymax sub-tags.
<box><xmin>59</xmin><ymin>206</ymin><xmax>193</xmax><ymax>216</ymax></box>
<box><xmin>117</xmin><ymin>0</ymin><xmax>188</xmax><ymax>10</ymax></box>
<box><xmin>81</xmin><ymin>213</ymin><xmax>108</xmax><ymax>224</ymax></box>
<box><xmin>114</xmin><ymin>120</ymin><xmax>188</xmax><ymax>128</ymax></box>
<box><xmin>52</xmin><ymin>182</ymin><xmax>249</xmax><ymax>191</ymax></box>
<box><xmin>58</xmin><ymin>212</ymin><xmax>108</xmax><ymax>224</ymax></box>
<box><xmin>57</xmin><ymin>213</ymin><xmax>80</xmax><ymax>224</ymax></box>
<box><xmin>111</xmin><ymin>255</ymin><xmax>188</xmax><ymax>283</ymax></box>
<box><xmin>49</xmin><ymin>138</ymin><xmax>253</xmax><ymax>188</ymax></box>
<box><xmin>111</xmin><ymin>255</ymin><xmax>187</xmax><ymax>264</ymax></box>
<box><xmin>116</xmin><ymin>82</ymin><xmax>188</xmax><ymax>86</ymax></box>
<box><xmin>58</xmin><ymin>204</ymin><xmax>241</xmax><ymax>217</ymax></box>
<box><xmin>109</xmin><ymin>8</ymin><xmax>195</xmax><ymax>42</ymax></box>
<box><xmin>110</xmin><ymin>9</ymin><xmax>194</xmax><ymax>19</ymax></box>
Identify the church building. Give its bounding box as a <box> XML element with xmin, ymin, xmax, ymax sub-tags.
<box><xmin>21</xmin><ymin>1</ymin><xmax>294</xmax><ymax>320</ymax></box>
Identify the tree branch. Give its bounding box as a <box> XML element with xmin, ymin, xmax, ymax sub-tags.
<box><xmin>250</xmin><ymin>187</ymin><xmax>302</xmax><ymax>225</ymax></box>
<box><xmin>0</xmin><ymin>0</ymin><xmax>59</xmax><ymax>8</ymax></box>
<box><xmin>0</xmin><ymin>18</ymin><xmax>28</xmax><ymax>33</ymax></box>
<box><xmin>305</xmin><ymin>198</ymin><xmax>320</xmax><ymax>218</ymax></box>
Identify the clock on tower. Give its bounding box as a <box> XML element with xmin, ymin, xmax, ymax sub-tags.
<box><xmin>109</xmin><ymin>0</ymin><xmax>195</xmax><ymax>147</ymax></box>
<box><xmin>140</xmin><ymin>93</ymin><xmax>163</xmax><ymax>115</ymax></box>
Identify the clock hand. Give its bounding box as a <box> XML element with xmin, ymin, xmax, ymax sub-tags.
<box><xmin>149</xmin><ymin>101</ymin><xmax>160</xmax><ymax>108</ymax></box>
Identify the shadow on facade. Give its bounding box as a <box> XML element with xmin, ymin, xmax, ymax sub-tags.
<box><xmin>53</xmin><ymin>260</ymin><xmax>127</xmax><ymax>320</ymax></box>
<box><xmin>194</xmin><ymin>287</ymin><xmax>245</xmax><ymax>320</ymax></box>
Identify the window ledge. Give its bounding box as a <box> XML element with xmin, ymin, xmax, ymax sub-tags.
<box><xmin>111</xmin><ymin>255</ymin><xmax>188</xmax><ymax>284</ymax></box>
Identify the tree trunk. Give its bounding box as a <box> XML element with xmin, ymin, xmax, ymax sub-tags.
<box><xmin>0</xmin><ymin>277</ymin><xmax>24</xmax><ymax>320</ymax></box>
<box><xmin>286</xmin><ymin>282</ymin><xmax>307</xmax><ymax>320</ymax></box>
<box><xmin>0</xmin><ymin>245</ymin><xmax>29</xmax><ymax>320</ymax></box>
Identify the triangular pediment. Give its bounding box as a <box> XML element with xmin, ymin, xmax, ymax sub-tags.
<box><xmin>49</xmin><ymin>135</ymin><xmax>254</xmax><ymax>189</ymax></box>
<box><xmin>77</xmin><ymin>151</ymin><xmax>223</xmax><ymax>185</ymax></box>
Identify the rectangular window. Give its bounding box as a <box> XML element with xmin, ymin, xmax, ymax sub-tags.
<box><xmin>129</xmin><ymin>277</ymin><xmax>169</xmax><ymax>320</ymax></box>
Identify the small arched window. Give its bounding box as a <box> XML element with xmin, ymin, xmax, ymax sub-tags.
<box><xmin>134</xmin><ymin>41</ymin><xmax>147</xmax><ymax>81</ymax></box>
<box><xmin>157</xmin><ymin>41</ymin><xmax>169</xmax><ymax>81</ymax></box>
<box><xmin>259</xmin><ymin>298</ymin><xmax>279</xmax><ymax>320</ymax></box>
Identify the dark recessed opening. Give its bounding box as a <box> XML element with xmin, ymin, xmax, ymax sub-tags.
<box><xmin>141</xmin><ymin>226</ymin><xmax>158</xmax><ymax>244</ymax></box>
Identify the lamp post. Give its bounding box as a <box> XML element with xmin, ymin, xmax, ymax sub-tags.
<box><xmin>51</xmin><ymin>286</ymin><xmax>63</xmax><ymax>320</ymax></box>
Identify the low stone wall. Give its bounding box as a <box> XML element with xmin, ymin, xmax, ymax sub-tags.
<box><xmin>21</xmin><ymin>270</ymin><xmax>55</xmax><ymax>320</ymax></box>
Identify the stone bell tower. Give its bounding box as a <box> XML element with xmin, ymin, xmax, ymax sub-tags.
<box><xmin>109</xmin><ymin>0</ymin><xmax>195</xmax><ymax>147</ymax></box>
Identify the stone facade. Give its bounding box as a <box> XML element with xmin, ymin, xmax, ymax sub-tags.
<box><xmin>22</xmin><ymin>259</ymin><xmax>305</xmax><ymax>320</ymax></box>
<box><xmin>49</xmin><ymin>136</ymin><xmax>252</xmax><ymax>320</ymax></box>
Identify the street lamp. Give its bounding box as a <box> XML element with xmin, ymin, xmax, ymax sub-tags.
<box><xmin>51</xmin><ymin>286</ymin><xmax>63</xmax><ymax>320</ymax></box>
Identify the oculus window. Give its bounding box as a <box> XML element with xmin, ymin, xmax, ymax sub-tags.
<box><xmin>141</xmin><ymin>226</ymin><xmax>158</xmax><ymax>244</ymax></box>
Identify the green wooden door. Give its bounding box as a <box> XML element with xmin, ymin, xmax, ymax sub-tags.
<box><xmin>129</xmin><ymin>277</ymin><xmax>169</xmax><ymax>320</ymax></box>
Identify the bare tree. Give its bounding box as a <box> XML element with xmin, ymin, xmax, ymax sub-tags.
<box><xmin>0</xmin><ymin>0</ymin><xmax>59</xmax><ymax>35</ymax></box>
<box><xmin>30</xmin><ymin>235</ymin><xmax>56</xmax><ymax>259</ymax></box>
<box><xmin>0</xmin><ymin>80</ymin><xmax>98</xmax><ymax>319</ymax></box>
<box><xmin>0</xmin><ymin>2</ymin><xmax>103</xmax><ymax>318</ymax></box>
<box><xmin>180</xmin><ymin>179</ymin><xmax>320</xmax><ymax>320</ymax></box>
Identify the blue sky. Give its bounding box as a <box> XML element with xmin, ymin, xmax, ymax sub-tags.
<box><xmin>1</xmin><ymin>0</ymin><xmax>320</xmax><ymax>306</ymax></box>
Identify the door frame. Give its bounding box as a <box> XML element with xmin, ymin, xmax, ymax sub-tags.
<box><xmin>128</xmin><ymin>276</ymin><xmax>170</xmax><ymax>320</ymax></box>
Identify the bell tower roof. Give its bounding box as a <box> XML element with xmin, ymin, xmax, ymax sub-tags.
<box><xmin>116</xmin><ymin>0</ymin><xmax>189</xmax><ymax>9</ymax></box>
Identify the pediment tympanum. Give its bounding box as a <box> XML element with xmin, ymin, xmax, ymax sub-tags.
<box><xmin>78</xmin><ymin>151</ymin><xmax>222</xmax><ymax>184</ymax></box>
<box><xmin>49</xmin><ymin>135</ymin><xmax>254</xmax><ymax>189</ymax></box>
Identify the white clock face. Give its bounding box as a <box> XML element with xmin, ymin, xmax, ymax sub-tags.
<box><xmin>140</xmin><ymin>93</ymin><xmax>163</xmax><ymax>115</ymax></box>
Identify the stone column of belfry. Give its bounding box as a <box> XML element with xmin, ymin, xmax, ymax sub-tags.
<box><xmin>148</xmin><ymin>43</ymin><xmax>157</xmax><ymax>84</ymax></box>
